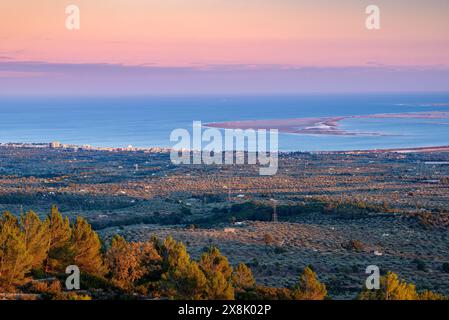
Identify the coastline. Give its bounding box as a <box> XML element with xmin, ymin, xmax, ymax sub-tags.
<box><xmin>1</xmin><ymin>141</ymin><xmax>449</xmax><ymax>155</ymax></box>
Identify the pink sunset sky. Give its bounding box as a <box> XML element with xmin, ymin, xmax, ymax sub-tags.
<box><xmin>1</xmin><ymin>0</ymin><xmax>449</xmax><ymax>94</ymax></box>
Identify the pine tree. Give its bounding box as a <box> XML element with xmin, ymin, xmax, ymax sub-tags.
<box><xmin>44</xmin><ymin>206</ymin><xmax>73</xmax><ymax>273</ymax></box>
<box><xmin>0</xmin><ymin>212</ymin><xmax>33</xmax><ymax>290</ymax></box>
<box><xmin>20</xmin><ymin>210</ymin><xmax>50</xmax><ymax>270</ymax></box>
<box><xmin>232</xmin><ymin>263</ymin><xmax>255</xmax><ymax>292</ymax></box>
<box><xmin>160</xmin><ymin>236</ymin><xmax>207</xmax><ymax>299</ymax></box>
<box><xmin>105</xmin><ymin>235</ymin><xmax>145</xmax><ymax>290</ymax></box>
<box><xmin>382</xmin><ymin>272</ymin><xmax>417</xmax><ymax>300</ymax></box>
<box><xmin>135</xmin><ymin>240</ymin><xmax>162</xmax><ymax>280</ymax></box>
<box><xmin>358</xmin><ymin>271</ymin><xmax>433</xmax><ymax>300</ymax></box>
<box><xmin>72</xmin><ymin>217</ymin><xmax>106</xmax><ymax>276</ymax></box>
<box><xmin>358</xmin><ymin>272</ymin><xmax>414</xmax><ymax>300</ymax></box>
<box><xmin>198</xmin><ymin>246</ymin><xmax>234</xmax><ymax>300</ymax></box>
<box><xmin>160</xmin><ymin>236</ymin><xmax>186</xmax><ymax>271</ymax></box>
<box><xmin>292</xmin><ymin>267</ymin><xmax>327</xmax><ymax>300</ymax></box>
<box><xmin>418</xmin><ymin>290</ymin><xmax>448</xmax><ymax>300</ymax></box>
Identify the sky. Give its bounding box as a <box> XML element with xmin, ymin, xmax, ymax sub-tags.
<box><xmin>1</xmin><ymin>0</ymin><xmax>449</xmax><ymax>94</ymax></box>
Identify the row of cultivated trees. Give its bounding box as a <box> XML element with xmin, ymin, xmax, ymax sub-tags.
<box><xmin>0</xmin><ymin>206</ymin><xmax>446</xmax><ymax>300</ymax></box>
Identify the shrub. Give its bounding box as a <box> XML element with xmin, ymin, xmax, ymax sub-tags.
<box><xmin>413</xmin><ymin>259</ymin><xmax>427</xmax><ymax>272</ymax></box>
<box><xmin>442</xmin><ymin>262</ymin><xmax>449</xmax><ymax>273</ymax></box>
<box><xmin>263</xmin><ymin>233</ymin><xmax>275</xmax><ymax>245</ymax></box>
<box><xmin>273</xmin><ymin>246</ymin><xmax>287</xmax><ymax>254</ymax></box>
<box><xmin>343</xmin><ymin>240</ymin><xmax>365</xmax><ymax>252</ymax></box>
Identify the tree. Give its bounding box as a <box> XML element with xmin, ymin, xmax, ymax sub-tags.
<box><xmin>198</xmin><ymin>247</ymin><xmax>234</xmax><ymax>300</ymax></box>
<box><xmin>20</xmin><ymin>210</ymin><xmax>49</xmax><ymax>270</ymax></box>
<box><xmin>134</xmin><ymin>240</ymin><xmax>162</xmax><ymax>281</ymax></box>
<box><xmin>44</xmin><ymin>206</ymin><xmax>73</xmax><ymax>273</ymax></box>
<box><xmin>358</xmin><ymin>272</ymin><xmax>416</xmax><ymax>300</ymax></box>
<box><xmin>379</xmin><ymin>271</ymin><xmax>417</xmax><ymax>300</ymax></box>
<box><xmin>358</xmin><ymin>271</ymin><xmax>446</xmax><ymax>300</ymax></box>
<box><xmin>0</xmin><ymin>212</ymin><xmax>33</xmax><ymax>290</ymax></box>
<box><xmin>72</xmin><ymin>217</ymin><xmax>106</xmax><ymax>276</ymax></box>
<box><xmin>160</xmin><ymin>236</ymin><xmax>207</xmax><ymax>299</ymax></box>
<box><xmin>418</xmin><ymin>290</ymin><xmax>447</xmax><ymax>300</ymax></box>
<box><xmin>105</xmin><ymin>235</ymin><xmax>162</xmax><ymax>291</ymax></box>
<box><xmin>232</xmin><ymin>263</ymin><xmax>255</xmax><ymax>292</ymax></box>
<box><xmin>292</xmin><ymin>267</ymin><xmax>327</xmax><ymax>300</ymax></box>
<box><xmin>105</xmin><ymin>235</ymin><xmax>145</xmax><ymax>290</ymax></box>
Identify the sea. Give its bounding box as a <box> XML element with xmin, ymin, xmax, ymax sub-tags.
<box><xmin>1</xmin><ymin>93</ymin><xmax>449</xmax><ymax>152</ymax></box>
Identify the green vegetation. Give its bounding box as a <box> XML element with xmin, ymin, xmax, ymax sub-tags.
<box><xmin>343</xmin><ymin>240</ymin><xmax>365</xmax><ymax>252</ymax></box>
<box><xmin>291</xmin><ymin>267</ymin><xmax>328</xmax><ymax>300</ymax></box>
<box><xmin>443</xmin><ymin>262</ymin><xmax>449</xmax><ymax>273</ymax></box>
<box><xmin>358</xmin><ymin>272</ymin><xmax>447</xmax><ymax>300</ymax></box>
<box><xmin>183</xmin><ymin>199</ymin><xmax>391</xmax><ymax>227</ymax></box>
<box><xmin>0</xmin><ymin>206</ymin><xmax>447</xmax><ymax>300</ymax></box>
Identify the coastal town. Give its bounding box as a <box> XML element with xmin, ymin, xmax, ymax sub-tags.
<box><xmin>0</xmin><ymin>141</ymin><xmax>171</xmax><ymax>153</ymax></box>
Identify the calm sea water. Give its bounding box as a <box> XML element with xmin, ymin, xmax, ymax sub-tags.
<box><xmin>1</xmin><ymin>94</ymin><xmax>449</xmax><ymax>152</ymax></box>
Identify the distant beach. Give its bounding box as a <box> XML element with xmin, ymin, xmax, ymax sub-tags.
<box><xmin>204</xmin><ymin>111</ymin><xmax>449</xmax><ymax>137</ymax></box>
